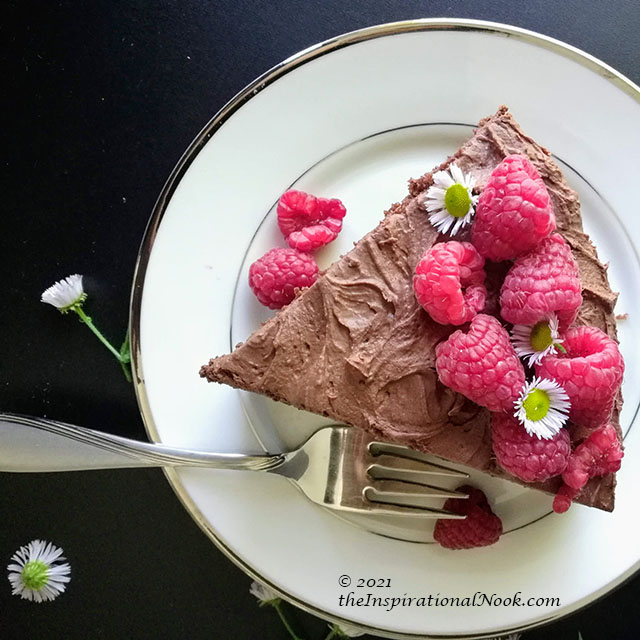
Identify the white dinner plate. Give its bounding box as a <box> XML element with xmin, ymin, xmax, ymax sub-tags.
<box><xmin>131</xmin><ymin>19</ymin><xmax>640</xmax><ymax>639</ymax></box>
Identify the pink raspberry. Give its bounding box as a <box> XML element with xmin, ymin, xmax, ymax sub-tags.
<box><xmin>277</xmin><ymin>189</ymin><xmax>346</xmax><ymax>252</ymax></box>
<box><xmin>472</xmin><ymin>154</ymin><xmax>556</xmax><ymax>261</ymax></box>
<box><xmin>562</xmin><ymin>424</ymin><xmax>623</xmax><ymax>490</ymax></box>
<box><xmin>434</xmin><ymin>485</ymin><xmax>502</xmax><ymax>550</ymax></box>
<box><xmin>535</xmin><ymin>326</ymin><xmax>624</xmax><ymax>429</ymax></box>
<box><xmin>491</xmin><ymin>412</ymin><xmax>571</xmax><ymax>483</ymax></box>
<box><xmin>500</xmin><ymin>233</ymin><xmax>582</xmax><ymax>329</ymax></box>
<box><xmin>553</xmin><ymin>424</ymin><xmax>623</xmax><ymax>514</ymax></box>
<box><xmin>435</xmin><ymin>314</ymin><xmax>525</xmax><ymax>412</ymax></box>
<box><xmin>413</xmin><ymin>241</ymin><xmax>487</xmax><ymax>325</ymax></box>
<box><xmin>552</xmin><ymin>484</ymin><xmax>578</xmax><ymax>513</ymax></box>
<box><xmin>248</xmin><ymin>248</ymin><xmax>318</xmax><ymax>309</ymax></box>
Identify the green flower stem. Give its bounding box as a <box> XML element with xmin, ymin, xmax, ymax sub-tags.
<box><xmin>324</xmin><ymin>627</ymin><xmax>340</xmax><ymax>640</ymax></box>
<box><xmin>272</xmin><ymin>601</ymin><xmax>306</xmax><ymax>640</ymax></box>
<box><xmin>74</xmin><ymin>307</ymin><xmax>124</xmax><ymax>361</ymax></box>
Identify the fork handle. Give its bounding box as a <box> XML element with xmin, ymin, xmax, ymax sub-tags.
<box><xmin>0</xmin><ymin>413</ymin><xmax>285</xmax><ymax>473</ymax></box>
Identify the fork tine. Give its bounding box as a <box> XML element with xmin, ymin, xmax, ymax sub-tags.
<box><xmin>367</xmin><ymin>473</ymin><xmax>468</xmax><ymax>499</ymax></box>
<box><xmin>362</xmin><ymin>486</ymin><xmax>467</xmax><ymax>519</ymax></box>
<box><xmin>368</xmin><ymin>443</ymin><xmax>469</xmax><ymax>478</ymax></box>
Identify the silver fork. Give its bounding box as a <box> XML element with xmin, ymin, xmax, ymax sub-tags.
<box><xmin>0</xmin><ymin>413</ymin><xmax>468</xmax><ymax>519</ymax></box>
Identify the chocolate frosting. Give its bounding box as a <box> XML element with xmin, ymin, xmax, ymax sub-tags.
<box><xmin>201</xmin><ymin>106</ymin><xmax>621</xmax><ymax>511</ymax></box>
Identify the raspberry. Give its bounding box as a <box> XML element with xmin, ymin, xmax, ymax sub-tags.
<box><xmin>552</xmin><ymin>424</ymin><xmax>623</xmax><ymax>514</ymax></box>
<box><xmin>472</xmin><ymin>154</ymin><xmax>556</xmax><ymax>261</ymax></box>
<box><xmin>552</xmin><ymin>484</ymin><xmax>578</xmax><ymax>513</ymax></box>
<box><xmin>535</xmin><ymin>326</ymin><xmax>624</xmax><ymax>429</ymax></box>
<box><xmin>248</xmin><ymin>248</ymin><xmax>318</xmax><ymax>309</ymax></box>
<box><xmin>435</xmin><ymin>314</ymin><xmax>525</xmax><ymax>412</ymax></box>
<box><xmin>277</xmin><ymin>189</ymin><xmax>346</xmax><ymax>252</ymax></box>
<box><xmin>491</xmin><ymin>413</ymin><xmax>570</xmax><ymax>483</ymax></box>
<box><xmin>562</xmin><ymin>424</ymin><xmax>623</xmax><ymax>490</ymax></box>
<box><xmin>434</xmin><ymin>485</ymin><xmax>502</xmax><ymax>549</ymax></box>
<box><xmin>500</xmin><ymin>233</ymin><xmax>582</xmax><ymax>329</ymax></box>
<box><xmin>413</xmin><ymin>241</ymin><xmax>487</xmax><ymax>325</ymax></box>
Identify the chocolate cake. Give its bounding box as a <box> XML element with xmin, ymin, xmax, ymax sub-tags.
<box><xmin>200</xmin><ymin>106</ymin><xmax>622</xmax><ymax>512</ymax></box>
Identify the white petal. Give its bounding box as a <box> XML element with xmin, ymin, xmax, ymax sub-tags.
<box><xmin>432</xmin><ymin>170</ymin><xmax>455</xmax><ymax>189</ymax></box>
<box><xmin>429</xmin><ymin>209</ymin><xmax>455</xmax><ymax>234</ymax></box>
<box><xmin>425</xmin><ymin>199</ymin><xmax>446</xmax><ymax>212</ymax></box>
<box><xmin>250</xmin><ymin>580</ymin><xmax>279</xmax><ymax>603</ymax></box>
<box><xmin>464</xmin><ymin>173</ymin><xmax>477</xmax><ymax>190</ymax></box>
<box><xmin>450</xmin><ymin>164</ymin><xmax>465</xmax><ymax>184</ymax></box>
<box><xmin>41</xmin><ymin>275</ymin><xmax>85</xmax><ymax>310</ymax></box>
<box><xmin>426</xmin><ymin>186</ymin><xmax>447</xmax><ymax>199</ymax></box>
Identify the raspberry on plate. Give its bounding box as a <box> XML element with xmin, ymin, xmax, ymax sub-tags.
<box><xmin>276</xmin><ymin>189</ymin><xmax>346</xmax><ymax>252</ymax></box>
<box><xmin>435</xmin><ymin>314</ymin><xmax>525</xmax><ymax>412</ymax></box>
<box><xmin>472</xmin><ymin>154</ymin><xmax>556</xmax><ymax>261</ymax></box>
<box><xmin>562</xmin><ymin>424</ymin><xmax>623</xmax><ymax>490</ymax></box>
<box><xmin>248</xmin><ymin>248</ymin><xmax>319</xmax><ymax>309</ymax></box>
<box><xmin>535</xmin><ymin>326</ymin><xmax>624</xmax><ymax>429</ymax></box>
<box><xmin>500</xmin><ymin>233</ymin><xmax>582</xmax><ymax>329</ymax></box>
<box><xmin>413</xmin><ymin>241</ymin><xmax>487</xmax><ymax>325</ymax></box>
<box><xmin>491</xmin><ymin>412</ymin><xmax>570</xmax><ymax>482</ymax></box>
<box><xmin>434</xmin><ymin>485</ymin><xmax>502</xmax><ymax>550</ymax></box>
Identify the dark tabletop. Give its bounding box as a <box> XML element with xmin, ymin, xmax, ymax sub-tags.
<box><xmin>3</xmin><ymin>1</ymin><xmax>640</xmax><ymax>639</ymax></box>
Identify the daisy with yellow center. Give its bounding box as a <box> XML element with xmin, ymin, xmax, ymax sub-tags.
<box><xmin>515</xmin><ymin>377</ymin><xmax>571</xmax><ymax>439</ymax></box>
<box><xmin>511</xmin><ymin>313</ymin><xmax>565</xmax><ymax>366</ymax></box>
<box><xmin>424</xmin><ymin>164</ymin><xmax>478</xmax><ymax>235</ymax></box>
<box><xmin>7</xmin><ymin>540</ymin><xmax>71</xmax><ymax>602</ymax></box>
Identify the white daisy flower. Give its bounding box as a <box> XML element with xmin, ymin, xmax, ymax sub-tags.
<box><xmin>7</xmin><ymin>540</ymin><xmax>71</xmax><ymax>602</ymax></box>
<box><xmin>424</xmin><ymin>164</ymin><xmax>478</xmax><ymax>235</ymax></box>
<box><xmin>249</xmin><ymin>580</ymin><xmax>280</xmax><ymax>606</ymax></box>
<box><xmin>514</xmin><ymin>377</ymin><xmax>571</xmax><ymax>439</ymax></box>
<box><xmin>330</xmin><ymin>622</ymin><xmax>366</xmax><ymax>637</ymax></box>
<box><xmin>41</xmin><ymin>274</ymin><xmax>86</xmax><ymax>313</ymax></box>
<box><xmin>511</xmin><ymin>313</ymin><xmax>565</xmax><ymax>366</ymax></box>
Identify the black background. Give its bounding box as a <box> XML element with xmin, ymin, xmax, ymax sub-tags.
<box><xmin>2</xmin><ymin>1</ymin><xmax>640</xmax><ymax>638</ymax></box>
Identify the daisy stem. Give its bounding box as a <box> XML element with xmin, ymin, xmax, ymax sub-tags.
<box><xmin>74</xmin><ymin>307</ymin><xmax>123</xmax><ymax>361</ymax></box>
<box><xmin>272</xmin><ymin>601</ymin><xmax>306</xmax><ymax>640</ymax></box>
<box><xmin>324</xmin><ymin>627</ymin><xmax>340</xmax><ymax>640</ymax></box>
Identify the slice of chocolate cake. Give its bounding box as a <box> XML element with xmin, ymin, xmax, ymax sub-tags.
<box><xmin>200</xmin><ymin>106</ymin><xmax>622</xmax><ymax>512</ymax></box>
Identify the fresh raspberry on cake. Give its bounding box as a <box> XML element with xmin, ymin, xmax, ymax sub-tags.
<box><xmin>472</xmin><ymin>154</ymin><xmax>556</xmax><ymax>261</ymax></box>
<box><xmin>500</xmin><ymin>233</ymin><xmax>582</xmax><ymax>328</ymax></box>
<box><xmin>491</xmin><ymin>412</ymin><xmax>571</xmax><ymax>483</ymax></box>
<box><xmin>535</xmin><ymin>326</ymin><xmax>624</xmax><ymax>429</ymax></box>
<box><xmin>276</xmin><ymin>189</ymin><xmax>346</xmax><ymax>252</ymax></box>
<box><xmin>434</xmin><ymin>485</ymin><xmax>502</xmax><ymax>550</ymax></box>
<box><xmin>552</xmin><ymin>484</ymin><xmax>578</xmax><ymax>513</ymax></box>
<box><xmin>435</xmin><ymin>314</ymin><xmax>525</xmax><ymax>412</ymax></box>
<box><xmin>553</xmin><ymin>424</ymin><xmax>623</xmax><ymax>513</ymax></box>
<box><xmin>562</xmin><ymin>424</ymin><xmax>623</xmax><ymax>490</ymax></box>
<box><xmin>413</xmin><ymin>241</ymin><xmax>487</xmax><ymax>325</ymax></box>
<box><xmin>248</xmin><ymin>248</ymin><xmax>319</xmax><ymax>309</ymax></box>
